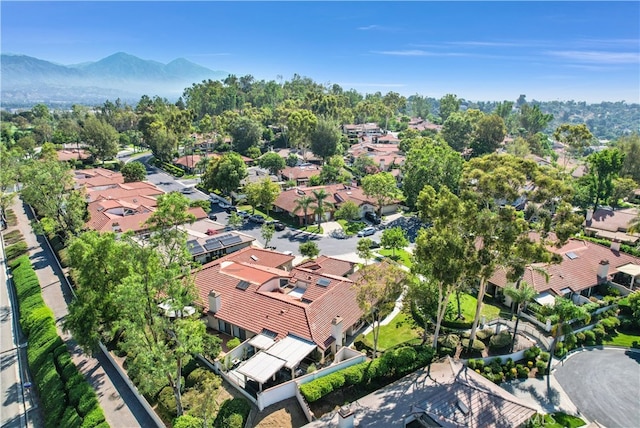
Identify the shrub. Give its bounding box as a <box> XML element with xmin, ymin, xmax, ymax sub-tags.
<box><xmin>583</xmin><ymin>330</ymin><xmax>596</xmax><ymax>346</ymax></box>
<box><xmin>536</xmin><ymin>360</ymin><xmax>548</xmax><ymax>376</ymax></box>
<box><xmin>342</xmin><ymin>365</ymin><xmax>364</xmax><ymax>385</ymax></box>
<box><xmin>489</xmin><ymin>331</ymin><xmax>512</xmax><ymax>350</ymax></box>
<box><xmin>213</xmin><ymin>398</ymin><xmax>250</xmax><ymax>428</ymax></box>
<box><xmin>60</xmin><ymin>407</ymin><xmax>82</xmax><ymax>428</ymax></box>
<box><xmin>5</xmin><ymin>241</ymin><xmax>28</xmax><ymax>260</ymax></box>
<box><xmin>538</xmin><ymin>352</ymin><xmax>550</xmax><ymax>363</ymax></box>
<box><xmin>554</xmin><ymin>343</ymin><xmax>567</xmax><ymax>359</ymax></box>
<box><xmin>173</xmin><ymin>415</ymin><xmax>204</xmax><ymax>428</ymax></box>
<box><xmin>564</xmin><ymin>333</ymin><xmax>577</xmax><ymax>350</ymax></box>
<box><xmin>600</xmin><ymin>317</ymin><xmax>620</xmax><ymax>332</ymax></box>
<box><xmin>476</xmin><ymin>328</ymin><xmax>495</xmax><ymax>341</ymax></box>
<box><xmin>157</xmin><ymin>386</ymin><xmax>177</xmax><ymax>419</ymax></box>
<box><xmin>4</xmin><ymin>230</ymin><xmax>24</xmax><ymax>244</ymax></box>
<box><xmin>516</xmin><ymin>364</ymin><xmax>529</xmax><ymax>379</ymax></box>
<box><xmin>186</xmin><ymin>368</ymin><xmax>217</xmax><ymax>389</ymax></box>
<box><xmin>300</xmin><ymin>382</ymin><xmax>323</xmax><ymax>402</ymax></box>
<box><xmin>393</xmin><ymin>346</ymin><xmax>418</xmax><ymax>375</ymax></box>
<box><xmin>306</xmin><ymin>363</ymin><xmax>317</xmax><ymax>374</ymax></box>
<box><xmin>461</xmin><ymin>338</ymin><xmax>485</xmax><ymax>352</ymax></box>
<box><xmin>467</xmin><ymin>359</ymin><xmax>477</xmax><ymax>370</ymax></box>
<box><xmin>523</xmin><ymin>346</ymin><xmax>541</xmax><ymax>362</ymax></box>
<box><xmin>77</xmin><ymin>393</ymin><xmax>98</xmax><ymax>417</ymax></box>
<box><xmin>592</xmin><ymin>326</ymin><xmax>606</xmax><ymax>343</ymax></box>
<box><xmin>575</xmin><ymin>332</ymin><xmax>586</xmax><ymax>346</ymax></box>
<box><xmin>226</xmin><ymin>337</ymin><xmax>241</xmax><ymax>350</ymax></box>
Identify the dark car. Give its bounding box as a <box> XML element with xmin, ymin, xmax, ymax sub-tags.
<box><xmin>249</xmin><ymin>214</ymin><xmax>265</xmax><ymax>224</ymax></box>
<box><xmin>365</xmin><ymin>211</ymin><xmax>381</xmax><ymax>225</ymax></box>
<box><xmin>370</xmin><ymin>240</ymin><xmax>381</xmax><ymax>249</ymax></box>
<box><xmin>225</xmin><ymin>206</ymin><xmax>238</xmax><ymax>214</ymax></box>
<box><xmin>208</xmin><ymin>212</ymin><xmax>218</xmax><ymax>221</ymax></box>
<box><xmin>273</xmin><ymin>221</ymin><xmax>285</xmax><ymax>231</ymax></box>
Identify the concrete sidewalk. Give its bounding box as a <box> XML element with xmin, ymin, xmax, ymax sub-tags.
<box><xmin>10</xmin><ymin>199</ymin><xmax>157</xmax><ymax>428</ymax></box>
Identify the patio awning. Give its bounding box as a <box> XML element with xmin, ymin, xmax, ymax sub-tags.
<box><xmin>266</xmin><ymin>335</ymin><xmax>317</xmax><ymax>370</ymax></box>
<box><xmin>248</xmin><ymin>333</ymin><xmax>276</xmax><ymax>351</ymax></box>
<box><xmin>534</xmin><ymin>292</ymin><xmax>556</xmax><ymax>306</ymax></box>
<box><xmin>617</xmin><ymin>263</ymin><xmax>640</xmax><ymax>277</ymax></box>
<box><xmin>236</xmin><ymin>351</ymin><xmax>286</xmax><ymax>385</ymax></box>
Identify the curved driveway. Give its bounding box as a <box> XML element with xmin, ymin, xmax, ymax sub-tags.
<box><xmin>553</xmin><ymin>348</ymin><xmax>640</xmax><ymax>427</ymax></box>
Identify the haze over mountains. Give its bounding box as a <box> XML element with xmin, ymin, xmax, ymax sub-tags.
<box><xmin>1</xmin><ymin>52</ymin><xmax>229</xmax><ymax>107</ymax></box>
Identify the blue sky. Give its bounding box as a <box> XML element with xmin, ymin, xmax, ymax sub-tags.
<box><xmin>2</xmin><ymin>1</ymin><xmax>639</xmax><ymax>103</ymax></box>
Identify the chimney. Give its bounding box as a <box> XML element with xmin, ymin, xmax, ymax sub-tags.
<box><xmin>331</xmin><ymin>316</ymin><xmax>344</xmax><ymax>353</ymax></box>
<box><xmin>379</xmin><ymin>159</ymin><xmax>386</xmax><ymax>171</ymax></box>
<box><xmin>611</xmin><ymin>239</ymin><xmax>621</xmax><ymax>252</ymax></box>
<box><xmin>337</xmin><ymin>404</ymin><xmax>355</xmax><ymax>428</ymax></box>
<box><xmin>208</xmin><ymin>290</ymin><xmax>221</xmax><ymax>313</ymax></box>
<box><xmin>598</xmin><ymin>259</ymin><xmax>610</xmax><ymax>281</ymax></box>
<box><xmin>586</xmin><ymin>209</ymin><xmax>593</xmax><ymax>222</ymax></box>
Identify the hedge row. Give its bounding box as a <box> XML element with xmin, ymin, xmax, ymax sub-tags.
<box><xmin>300</xmin><ymin>345</ymin><xmax>434</xmax><ymax>403</ymax></box>
<box><xmin>5</xmin><ymin>241</ymin><xmax>28</xmax><ymax>260</ymax></box>
<box><xmin>161</xmin><ymin>162</ymin><xmax>185</xmax><ymax>178</ymax></box>
<box><xmin>10</xmin><ymin>255</ymin><xmax>108</xmax><ymax>428</ymax></box>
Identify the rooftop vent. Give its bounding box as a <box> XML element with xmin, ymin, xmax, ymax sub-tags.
<box><xmin>250</xmin><ymin>255</ymin><xmax>259</xmax><ymax>261</ymax></box>
<box><xmin>457</xmin><ymin>399</ymin><xmax>469</xmax><ymax>415</ymax></box>
<box><xmin>317</xmin><ymin>278</ymin><xmax>331</xmax><ymax>287</ymax></box>
<box><xmin>566</xmin><ymin>252</ymin><xmax>579</xmax><ymax>260</ymax></box>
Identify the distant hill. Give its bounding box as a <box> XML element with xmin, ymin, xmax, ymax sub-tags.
<box><xmin>1</xmin><ymin>53</ymin><xmax>229</xmax><ymax>107</ymax></box>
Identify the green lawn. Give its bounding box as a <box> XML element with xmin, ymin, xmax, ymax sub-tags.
<box><xmin>534</xmin><ymin>412</ymin><xmax>585</xmax><ymax>428</ymax></box>
<box><xmin>378</xmin><ymin>249</ymin><xmax>413</xmax><ymax>268</ymax></box>
<box><xmin>449</xmin><ymin>292</ymin><xmax>503</xmax><ymax>322</ymax></box>
<box><xmin>604</xmin><ymin>331</ymin><xmax>640</xmax><ymax>347</ymax></box>
<box><xmin>337</xmin><ymin>219</ymin><xmax>366</xmax><ymax>235</ymax></box>
<box><xmin>364</xmin><ymin>312</ymin><xmax>422</xmax><ymax>351</ymax></box>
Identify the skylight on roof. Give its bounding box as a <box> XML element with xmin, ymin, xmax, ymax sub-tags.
<box><xmin>316</xmin><ymin>278</ymin><xmax>331</xmax><ymax>287</ymax></box>
<box><xmin>566</xmin><ymin>252</ymin><xmax>579</xmax><ymax>260</ymax></box>
<box><xmin>236</xmin><ymin>280</ymin><xmax>250</xmax><ymax>291</ymax></box>
<box><xmin>250</xmin><ymin>255</ymin><xmax>259</xmax><ymax>261</ymax></box>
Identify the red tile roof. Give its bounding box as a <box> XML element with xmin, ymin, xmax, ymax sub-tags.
<box><xmin>57</xmin><ymin>149</ymin><xmax>91</xmax><ymax>161</ymax></box>
<box><xmin>74</xmin><ymin>168</ymin><xmax>125</xmax><ymax>188</ymax></box>
<box><xmin>220</xmin><ymin>246</ymin><xmax>295</xmax><ymax>269</ymax></box>
<box><xmin>194</xmin><ymin>257</ymin><xmax>362</xmax><ymax>350</ymax></box>
<box><xmin>297</xmin><ymin>255</ymin><xmax>355</xmax><ymax>277</ymax></box>
<box><xmin>274</xmin><ymin>184</ymin><xmax>375</xmax><ymax>217</ymax></box>
<box><xmin>490</xmin><ymin>238</ymin><xmax>640</xmax><ymax>295</ymax></box>
<box><xmin>281</xmin><ymin>165</ymin><xmax>322</xmax><ymax>181</ymax></box>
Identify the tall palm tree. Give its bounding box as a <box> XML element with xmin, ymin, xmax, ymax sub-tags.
<box><xmin>504</xmin><ymin>281</ymin><xmax>537</xmax><ymax>353</ymax></box>
<box><xmin>311</xmin><ymin>189</ymin><xmax>333</xmax><ymax>232</ymax></box>
<box><xmin>293</xmin><ymin>195</ymin><xmax>314</xmax><ymax>227</ymax></box>
<box><xmin>547</xmin><ymin>297</ymin><xmax>590</xmax><ymax>374</ymax></box>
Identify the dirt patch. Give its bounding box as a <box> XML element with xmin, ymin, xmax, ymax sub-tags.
<box><xmin>253</xmin><ymin>397</ymin><xmax>309</xmax><ymax>428</ymax></box>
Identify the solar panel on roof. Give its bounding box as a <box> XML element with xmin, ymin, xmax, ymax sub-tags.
<box><xmin>316</xmin><ymin>278</ymin><xmax>331</xmax><ymax>287</ymax></box>
<box><xmin>566</xmin><ymin>252</ymin><xmax>579</xmax><ymax>260</ymax></box>
<box><xmin>186</xmin><ymin>240</ymin><xmax>205</xmax><ymax>255</ymax></box>
<box><xmin>204</xmin><ymin>240</ymin><xmax>222</xmax><ymax>251</ymax></box>
<box><xmin>236</xmin><ymin>280</ymin><xmax>250</xmax><ymax>290</ymax></box>
<box><xmin>226</xmin><ymin>235</ymin><xmax>242</xmax><ymax>245</ymax></box>
<box><xmin>261</xmin><ymin>329</ymin><xmax>278</xmax><ymax>338</ymax></box>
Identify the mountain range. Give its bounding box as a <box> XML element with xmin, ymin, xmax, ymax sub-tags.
<box><xmin>1</xmin><ymin>52</ymin><xmax>229</xmax><ymax>107</ymax></box>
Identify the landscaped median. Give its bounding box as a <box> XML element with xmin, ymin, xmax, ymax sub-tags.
<box><xmin>9</xmin><ymin>254</ymin><xmax>108</xmax><ymax>428</ymax></box>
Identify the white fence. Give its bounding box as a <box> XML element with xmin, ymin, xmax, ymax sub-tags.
<box><xmin>296</xmin><ymin>385</ymin><xmax>315</xmax><ymax>423</ymax></box>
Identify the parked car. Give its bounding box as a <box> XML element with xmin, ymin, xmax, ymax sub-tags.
<box><xmin>218</xmin><ymin>201</ymin><xmax>231</xmax><ymax>209</ymax></box>
<box><xmin>208</xmin><ymin>212</ymin><xmax>218</xmax><ymax>221</ymax></box>
<box><xmin>249</xmin><ymin>214</ymin><xmax>265</xmax><ymax>224</ymax></box>
<box><xmin>357</xmin><ymin>226</ymin><xmax>376</xmax><ymax>237</ymax></box>
<box><xmin>365</xmin><ymin>211</ymin><xmax>381</xmax><ymax>225</ymax></box>
<box><xmin>225</xmin><ymin>206</ymin><xmax>238</xmax><ymax>214</ymax></box>
<box><xmin>237</xmin><ymin>210</ymin><xmax>250</xmax><ymax>219</ymax></box>
<box><xmin>266</xmin><ymin>220</ymin><xmax>286</xmax><ymax>231</ymax></box>
<box><xmin>369</xmin><ymin>240</ymin><xmax>381</xmax><ymax>249</ymax></box>
<box><xmin>181</xmin><ymin>187</ymin><xmax>196</xmax><ymax>194</ymax></box>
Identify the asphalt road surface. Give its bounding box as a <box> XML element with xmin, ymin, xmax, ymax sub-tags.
<box><xmin>554</xmin><ymin>348</ymin><xmax>640</xmax><ymax>427</ymax></box>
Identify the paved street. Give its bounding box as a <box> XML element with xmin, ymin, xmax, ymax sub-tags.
<box><xmin>8</xmin><ymin>200</ymin><xmax>158</xmax><ymax>428</ymax></box>
<box><xmin>0</xmin><ymin>233</ymin><xmax>29</xmax><ymax>428</ymax></box>
<box><xmin>554</xmin><ymin>348</ymin><xmax>640</xmax><ymax>427</ymax></box>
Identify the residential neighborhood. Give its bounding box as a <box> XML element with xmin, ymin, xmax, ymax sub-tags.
<box><xmin>2</xmin><ymin>78</ymin><xmax>640</xmax><ymax>428</ymax></box>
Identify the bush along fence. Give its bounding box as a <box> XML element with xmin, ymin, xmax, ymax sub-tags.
<box><xmin>467</xmin><ymin>346</ymin><xmax>551</xmax><ymax>385</ymax></box>
<box><xmin>9</xmin><ymin>255</ymin><xmax>108</xmax><ymax>428</ymax></box>
<box><xmin>299</xmin><ymin>344</ymin><xmax>434</xmax><ymax>404</ymax></box>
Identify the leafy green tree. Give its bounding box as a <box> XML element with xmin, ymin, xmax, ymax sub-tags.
<box><xmin>0</xmin><ymin>146</ymin><xmax>21</xmax><ymax>215</ymax></box>
<box><xmin>202</xmin><ymin>153</ymin><xmax>248</xmax><ymax>196</ymax></box>
<box><xmin>309</xmin><ymin>117</ymin><xmax>341</xmax><ymax>162</ymax></box>
<box><xmin>121</xmin><ymin>161</ymin><xmax>147</xmax><ymax>183</ymax></box>
<box><xmin>20</xmin><ymin>158</ymin><xmax>87</xmax><ymax>241</ymax></box>
<box><xmin>351</xmin><ymin>154</ymin><xmax>379</xmax><ymax>180</ymax></box>
<box><xmin>493</xmin><ymin>100</ymin><xmax>514</xmax><ymax>120</ymax></box>
<box><xmin>586</xmin><ymin>148</ymin><xmax>625</xmax><ymax>209</ymax></box>
<box><xmin>609</xmin><ymin>177</ymin><xmax>637</xmax><ymax>208</ymax></box>
<box><xmin>401</xmin><ymin>140</ymin><xmax>463</xmax><ymax>208</ymax></box>
<box><xmin>285</xmin><ymin>153</ymin><xmax>299</xmax><ymax>167</ymax></box>
<box><xmin>380</xmin><ymin>227</ymin><xmax>408</xmax><ymax>258</ymax></box>
<box><xmin>293</xmin><ymin>195</ymin><xmax>315</xmax><ymax>226</ymax></box>
<box><xmin>229</xmin><ymin>116</ymin><xmax>262</xmax><ymax>155</ymax></box>
<box><xmin>258</xmin><ymin>152</ymin><xmax>286</xmax><ymax>176</ymax></box>
<box><xmin>334</xmin><ymin>200</ymin><xmax>360</xmax><ymax>221</ymax></box>
<box><xmin>438</xmin><ymin>94</ymin><xmax>460</xmax><ymax>122</ymax></box>
<box><xmin>519</xmin><ymin>104</ymin><xmax>553</xmax><ymax>137</ymax></box>
<box><xmin>356</xmin><ymin>238</ymin><xmax>374</xmax><ymax>265</ymax></box>
<box><xmin>471</xmin><ymin>114</ymin><xmax>506</xmax><ymax>156</ymax></box>
<box><xmin>254</xmin><ymin>178</ymin><xmax>281</xmax><ymax>218</ymax></box>
<box><xmin>441</xmin><ymin>112</ymin><xmax>473</xmax><ymax>152</ymax></box>
<box><xmin>227</xmin><ymin>212</ymin><xmax>243</xmax><ymax>230</ymax></box>
<box><xmin>261</xmin><ymin>223</ymin><xmax>275</xmax><ymax>248</ymax></box>
<box><xmin>299</xmin><ymin>241</ymin><xmax>319</xmax><ymax>259</ymax></box>
<box><xmin>547</xmin><ymin>298</ymin><xmax>590</xmax><ymax>373</ymax></box>
<box><xmin>81</xmin><ymin>115</ymin><xmax>120</xmax><ymax>162</ymax></box>
<box><xmin>505</xmin><ymin>136</ymin><xmax>531</xmax><ymax>158</ymax></box>
<box><xmin>554</xmin><ymin>123</ymin><xmax>594</xmax><ymax>170</ymax></box>
<box><xmin>503</xmin><ymin>282</ymin><xmax>537</xmax><ymax>352</ymax></box>
<box><xmin>615</xmin><ymin>133</ymin><xmax>640</xmax><ymax>183</ymax></box>
<box><xmin>354</xmin><ymin>263</ymin><xmax>407</xmax><ymax>356</ymax></box>
<box><xmin>362</xmin><ymin>172</ymin><xmax>401</xmax><ymax>217</ymax></box>
<box><xmin>287</xmin><ymin>109</ymin><xmax>317</xmax><ymax>154</ymax></box>
<box><xmin>181</xmin><ymin>375</ymin><xmax>222</xmax><ymax>427</ymax></box>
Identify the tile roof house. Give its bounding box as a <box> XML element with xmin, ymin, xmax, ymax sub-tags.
<box><xmin>342</xmin><ymin>123</ymin><xmax>383</xmax><ymax>138</ymax></box>
<box><xmin>57</xmin><ymin>149</ymin><xmax>92</xmax><ymax>162</ymax></box>
<box><xmin>584</xmin><ymin>207</ymin><xmax>639</xmax><ymax>244</ymax></box>
<box><xmin>183</xmin><ymin>221</ymin><xmax>256</xmax><ymax>264</ymax></box>
<box><xmin>273</xmin><ymin>183</ymin><xmax>396</xmax><ymax>225</ymax></box>
<box><xmin>408</xmin><ymin>117</ymin><xmax>442</xmax><ymax>132</ymax></box>
<box><xmin>297</xmin><ymin>255</ymin><xmax>356</xmax><ymax>277</ymax></box>
<box><xmin>193</xmin><ymin>254</ymin><xmax>365</xmax><ymax>355</ymax></box>
<box><xmin>74</xmin><ymin>168</ymin><xmax>125</xmax><ymax>189</ymax></box>
<box><xmin>489</xmin><ymin>238</ymin><xmax>640</xmax><ymax>302</ymax></box>
<box><xmin>280</xmin><ymin>164</ymin><xmax>322</xmax><ymax>186</ymax></box>
<box><xmin>305</xmin><ymin>357</ymin><xmax>537</xmax><ymax>428</ymax></box>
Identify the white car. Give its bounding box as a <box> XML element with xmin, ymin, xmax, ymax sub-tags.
<box><xmin>357</xmin><ymin>226</ymin><xmax>376</xmax><ymax>237</ymax></box>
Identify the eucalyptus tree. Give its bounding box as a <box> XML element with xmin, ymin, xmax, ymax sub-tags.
<box><xmin>553</xmin><ymin>123</ymin><xmax>594</xmax><ymax>170</ymax></box>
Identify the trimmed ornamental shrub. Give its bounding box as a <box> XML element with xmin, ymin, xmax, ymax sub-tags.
<box><xmin>583</xmin><ymin>330</ymin><xmax>596</xmax><ymax>346</ymax></box>
<box><xmin>592</xmin><ymin>326</ymin><xmax>606</xmax><ymax>343</ymax></box>
<box><xmin>523</xmin><ymin>346</ymin><xmax>541</xmax><ymax>362</ymax></box>
<box><xmin>306</xmin><ymin>363</ymin><xmax>317</xmax><ymax>374</ymax></box>
<box><xmin>157</xmin><ymin>386</ymin><xmax>177</xmax><ymax>419</ymax></box>
<box><xmin>186</xmin><ymin>367</ymin><xmax>217</xmax><ymax>388</ymax></box>
<box><xmin>600</xmin><ymin>317</ymin><xmax>620</xmax><ymax>332</ymax></box>
<box><xmin>468</xmin><ymin>359</ymin><xmax>478</xmax><ymax>370</ymax></box>
<box><xmin>5</xmin><ymin>241</ymin><xmax>28</xmax><ymax>260</ymax></box>
<box><xmin>226</xmin><ymin>337</ymin><xmax>241</xmax><ymax>350</ymax></box>
<box><xmin>213</xmin><ymin>398</ymin><xmax>251</xmax><ymax>428</ymax></box>
<box><xmin>476</xmin><ymin>328</ymin><xmax>495</xmax><ymax>341</ymax></box>
<box><xmin>564</xmin><ymin>333</ymin><xmax>577</xmax><ymax>351</ymax></box>
<box><xmin>300</xmin><ymin>382</ymin><xmax>323</xmax><ymax>402</ymax></box>
<box><xmin>554</xmin><ymin>343</ymin><xmax>567</xmax><ymax>359</ymax></box>
<box><xmin>438</xmin><ymin>334</ymin><xmax>460</xmax><ymax>349</ymax></box>
<box><xmin>441</xmin><ymin>318</ymin><xmax>473</xmax><ymax>329</ymax></box>
<box><xmin>173</xmin><ymin>415</ymin><xmax>205</xmax><ymax>428</ymax></box>
<box><xmin>538</xmin><ymin>352</ymin><xmax>550</xmax><ymax>363</ymax></box>
<box><xmin>575</xmin><ymin>332</ymin><xmax>586</xmax><ymax>346</ymax></box>
<box><xmin>461</xmin><ymin>338</ymin><xmax>485</xmax><ymax>352</ymax></box>
<box><xmin>535</xmin><ymin>360</ymin><xmax>548</xmax><ymax>376</ymax></box>
<box><xmin>60</xmin><ymin>407</ymin><xmax>83</xmax><ymax>428</ymax></box>
<box><xmin>489</xmin><ymin>331</ymin><xmax>512</xmax><ymax>350</ymax></box>
<box><xmin>4</xmin><ymin>230</ymin><xmax>24</xmax><ymax>245</ymax></box>
<box><xmin>342</xmin><ymin>365</ymin><xmax>364</xmax><ymax>385</ymax></box>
